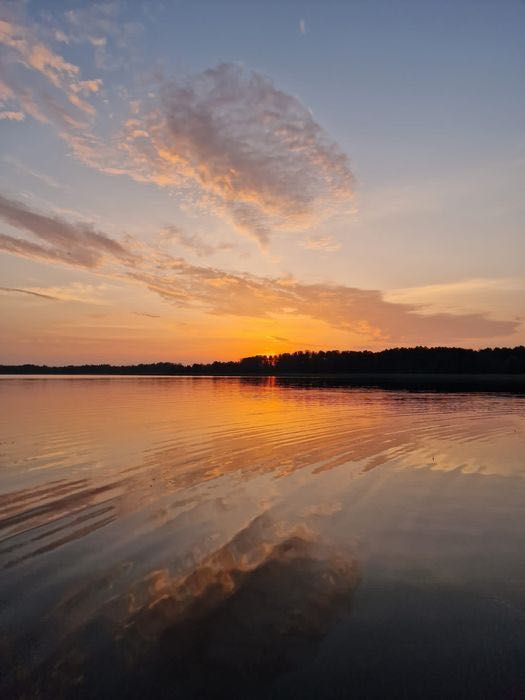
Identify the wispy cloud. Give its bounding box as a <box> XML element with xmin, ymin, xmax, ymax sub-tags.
<box><xmin>268</xmin><ymin>335</ymin><xmax>290</xmax><ymax>343</ymax></box>
<box><xmin>385</xmin><ymin>277</ymin><xmax>525</xmax><ymax>319</ymax></box>
<box><xmin>0</xmin><ymin>193</ymin><xmax>135</xmax><ymax>268</ymax></box>
<box><xmin>3</xmin><ymin>156</ymin><xmax>66</xmax><ymax>190</ymax></box>
<box><xmin>1</xmin><ymin>9</ymin><xmax>352</xmax><ymax>249</ymax></box>
<box><xmin>0</xmin><ymin>109</ymin><xmax>24</xmax><ymax>120</ymax></box>
<box><xmin>0</xmin><ymin>286</ymin><xmax>58</xmax><ymax>300</ymax></box>
<box><xmin>0</xmin><ymin>15</ymin><xmax>102</xmax><ymax>136</ymax></box>
<box><xmin>133</xmin><ymin>311</ymin><xmax>161</xmax><ymax>319</ymax></box>
<box><xmin>0</xmin><ymin>19</ymin><xmax>79</xmax><ymax>88</ymax></box>
<box><xmin>129</xmin><ymin>263</ymin><xmax>517</xmax><ymax>343</ymax></box>
<box><xmin>26</xmin><ymin>283</ymin><xmax>112</xmax><ymax>304</ymax></box>
<box><xmin>0</xmin><ymin>196</ymin><xmax>519</xmax><ymax>346</ymax></box>
<box><xmin>63</xmin><ymin>2</ymin><xmax>142</xmax><ymax>70</ymax></box>
<box><xmin>301</xmin><ymin>235</ymin><xmax>342</xmax><ymax>253</ymax></box>
<box><xmin>161</xmin><ymin>225</ymin><xmax>233</xmax><ymax>258</ymax></box>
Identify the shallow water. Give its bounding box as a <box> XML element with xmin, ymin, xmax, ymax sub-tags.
<box><xmin>1</xmin><ymin>377</ymin><xmax>524</xmax><ymax>698</ymax></box>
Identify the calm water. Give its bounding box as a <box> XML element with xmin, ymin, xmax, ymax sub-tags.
<box><xmin>1</xmin><ymin>377</ymin><xmax>524</xmax><ymax>699</ymax></box>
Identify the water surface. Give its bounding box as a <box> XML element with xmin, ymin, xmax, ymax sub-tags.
<box><xmin>1</xmin><ymin>377</ymin><xmax>524</xmax><ymax>698</ymax></box>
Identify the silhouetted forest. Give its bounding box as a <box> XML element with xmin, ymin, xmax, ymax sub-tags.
<box><xmin>1</xmin><ymin>346</ymin><xmax>524</xmax><ymax>375</ymax></box>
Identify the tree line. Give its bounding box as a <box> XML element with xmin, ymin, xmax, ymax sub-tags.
<box><xmin>1</xmin><ymin>346</ymin><xmax>524</xmax><ymax>375</ymax></box>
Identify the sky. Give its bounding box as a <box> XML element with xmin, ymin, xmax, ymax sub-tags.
<box><xmin>0</xmin><ymin>0</ymin><xmax>524</xmax><ymax>364</ymax></box>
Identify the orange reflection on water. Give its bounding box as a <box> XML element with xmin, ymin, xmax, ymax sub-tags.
<box><xmin>1</xmin><ymin>377</ymin><xmax>524</xmax><ymax>697</ymax></box>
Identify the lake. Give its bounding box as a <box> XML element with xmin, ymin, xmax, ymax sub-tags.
<box><xmin>1</xmin><ymin>377</ymin><xmax>524</xmax><ymax>698</ymax></box>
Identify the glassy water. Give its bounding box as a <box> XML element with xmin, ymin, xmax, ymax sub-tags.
<box><xmin>1</xmin><ymin>377</ymin><xmax>524</xmax><ymax>698</ymax></box>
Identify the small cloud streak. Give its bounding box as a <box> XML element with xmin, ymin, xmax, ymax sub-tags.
<box><xmin>269</xmin><ymin>335</ymin><xmax>290</xmax><ymax>343</ymax></box>
<box><xmin>0</xmin><ymin>286</ymin><xmax>58</xmax><ymax>300</ymax></box>
<box><xmin>4</xmin><ymin>156</ymin><xmax>65</xmax><ymax>189</ymax></box>
<box><xmin>161</xmin><ymin>225</ymin><xmax>233</xmax><ymax>258</ymax></box>
<box><xmin>302</xmin><ymin>235</ymin><xmax>342</xmax><ymax>253</ymax></box>
<box><xmin>0</xmin><ymin>110</ymin><xmax>24</xmax><ymax>120</ymax></box>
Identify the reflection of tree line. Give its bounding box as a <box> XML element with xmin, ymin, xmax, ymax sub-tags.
<box><xmin>2</xmin><ymin>346</ymin><xmax>524</xmax><ymax>375</ymax></box>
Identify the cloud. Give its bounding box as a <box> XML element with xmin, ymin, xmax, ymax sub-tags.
<box><xmin>385</xmin><ymin>277</ymin><xmax>525</xmax><ymax>321</ymax></box>
<box><xmin>0</xmin><ymin>109</ymin><xmax>24</xmax><ymax>120</ymax></box>
<box><xmin>71</xmin><ymin>79</ymin><xmax>102</xmax><ymax>94</ymax></box>
<box><xmin>161</xmin><ymin>225</ymin><xmax>233</xmax><ymax>258</ymax></box>
<box><xmin>0</xmin><ymin>196</ymin><xmax>519</xmax><ymax>345</ymax></box>
<box><xmin>24</xmin><ymin>282</ymin><xmax>112</xmax><ymax>304</ymax></box>
<box><xmin>0</xmin><ymin>286</ymin><xmax>58</xmax><ymax>300</ymax></box>
<box><xmin>129</xmin><ymin>262</ymin><xmax>517</xmax><ymax>343</ymax></box>
<box><xmin>0</xmin><ymin>19</ymin><xmax>79</xmax><ymax>88</ymax></box>
<box><xmin>61</xmin><ymin>2</ymin><xmax>143</xmax><ymax>70</ymax></box>
<box><xmin>0</xmin><ymin>233</ymin><xmax>79</xmax><ymax>266</ymax></box>
<box><xmin>0</xmin><ymin>17</ymin><xmax>102</xmax><ymax>129</ymax></box>
<box><xmin>0</xmin><ymin>193</ymin><xmax>135</xmax><ymax>268</ymax></box>
<box><xmin>302</xmin><ymin>235</ymin><xmax>342</xmax><ymax>253</ymax></box>
<box><xmin>4</xmin><ymin>156</ymin><xmax>66</xmax><ymax>189</ymax></box>
<box><xmin>269</xmin><ymin>335</ymin><xmax>290</xmax><ymax>343</ymax></box>
<box><xmin>122</xmin><ymin>63</ymin><xmax>354</xmax><ymax>244</ymax></box>
<box><xmin>133</xmin><ymin>311</ymin><xmax>161</xmax><ymax>318</ymax></box>
<box><xmin>1</xmin><ymin>12</ymin><xmax>351</xmax><ymax>249</ymax></box>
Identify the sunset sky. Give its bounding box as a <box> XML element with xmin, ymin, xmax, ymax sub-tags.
<box><xmin>0</xmin><ymin>0</ymin><xmax>524</xmax><ymax>364</ymax></box>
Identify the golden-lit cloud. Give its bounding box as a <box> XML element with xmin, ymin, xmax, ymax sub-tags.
<box><xmin>0</xmin><ymin>16</ymin><xmax>101</xmax><ymax>129</ymax></box>
<box><xmin>0</xmin><ymin>194</ymin><xmax>518</xmax><ymax>347</ymax></box>
<box><xmin>128</xmin><ymin>63</ymin><xmax>354</xmax><ymax>244</ymax></box>
<box><xmin>130</xmin><ymin>264</ymin><xmax>517</xmax><ymax>343</ymax></box>
<box><xmin>1</xmin><ymin>10</ymin><xmax>352</xmax><ymax>248</ymax></box>
<box><xmin>0</xmin><ymin>19</ymin><xmax>79</xmax><ymax>87</ymax></box>
<box><xmin>0</xmin><ymin>109</ymin><xmax>24</xmax><ymax>120</ymax></box>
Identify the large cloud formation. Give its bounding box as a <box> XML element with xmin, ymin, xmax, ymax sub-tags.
<box><xmin>129</xmin><ymin>262</ymin><xmax>517</xmax><ymax>343</ymax></box>
<box><xmin>2</xmin><ymin>7</ymin><xmax>353</xmax><ymax>246</ymax></box>
<box><xmin>127</xmin><ymin>63</ymin><xmax>354</xmax><ymax>244</ymax></box>
<box><xmin>0</xmin><ymin>194</ymin><xmax>517</xmax><ymax>345</ymax></box>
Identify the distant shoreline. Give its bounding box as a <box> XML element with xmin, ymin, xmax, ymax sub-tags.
<box><xmin>1</xmin><ymin>371</ymin><xmax>523</xmax><ymax>378</ymax></box>
<box><xmin>2</xmin><ymin>371</ymin><xmax>524</xmax><ymax>392</ymax></box>
<box><xmin>1</xmin><ymin>347</ymin><xmax>524</xmax><ymax>386</ymax></box>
